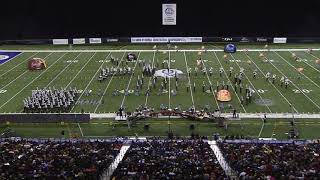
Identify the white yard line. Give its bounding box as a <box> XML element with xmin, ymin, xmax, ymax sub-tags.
<box><xmin>120</xmin><ymin>52</ymin><xmax>141</xmax><ymax>108</ymax></box>
<box><xmin>71</xmin><ymin>52</ymin><xmax>111</xmax><ymax>112</ymax></box>
<box><xmin>93</xmin><ymin>52</ymin><xmax>127</xmax><ymax>113</ymax></box>
<box><xmin>2</xmin><ymin>48</ymin><xmax>320</xmax><ymax>53</ymax></box>
<box><xmin>258</xmin><ymin>118</ymin><xmax>265</xmax><ymax>138</ymax></box>
<box><xmin>265</xmin><ymin>52</ymin><xmax>320</xmax><ymax>110</ymax></box>
<box><xmin>199</xmin><ymin>54</ymin><xmax>220</xmax><ymax>109</ymax></box>
<box><xmin>1</xmin><ymin>71</ymin><xmax>28</xmax><ymax>90</ymax></box>
<box><xmin>77</xmin><ymin>123</ymin><xmax>84</xmax><ymax>137</ymax></box>
<box><xmin>210</xmin><ymin>44</ymin><xmax>224</xmax><ymax>50</ymax></box>
<box><xmin>0</xmin><ymin>53</ymin><xmax>38</xmax><ymax>77</ymax></box>
<box><xmin>213</xmin><ymin>51</ymin><xmax>247</xmax><ymax>113</ymax></box>
<box><xmin>294</xmin><ymin>51</ymin><xmax>320</xmax><ymax>74</ymax></box>
<box><xmin>0</xmin><ymin>52</ymin><xmax>54</xmax><ymax>106</ymax></box>
<box><xmin>0</xmin><ymin>52</ymin><xmax>66</xmax><ymax>109</ymax></box>
<box><xmin>64</xmin><ymin>52</ymin><xmax>97</xmax><ymax>89</ymax></box>
<box><xmin>183</xmin><ymin>52</ymin><xmax>195</xmax><ymax>109</ymax></box>
<box><xmin>266</xmin><ymin>51</ymin><xmax>319</xmax><ymax>138</ymax></box>
<box><xmin>229</xmin><ymin>53</ymin><xmax>273</xmax><ymax>113</ymax></box>
<box><xmin>0</xmin><ymin>52</ymin><xmax>24</xmax><ymax>66</ymax></box>
<box><xmin>306</xmin><ymin>52</ymin><xmax>320</xmax><ymax>73</ymax></box>
<box><xmin>275</xmin><ymin>51</ymin><xmax>320</xmax><ymax>89</ymax></box>
<box><xmin>45</xmin><ymin>52</ymin><xmax>81</xmax><ymax>88</ymax></box>
<box><xmin>244</xmin><ymin>52</ymin><xmax>298</xmax><ymax>113</ymax></box>
<box><xmin>144</xmin><ymin>51</ymin><xmax>156</xmax><ymax>107</ymax></box>
<box><xmin>168</xmin><ymin>51</ymin><xmax>171</xmax><ymax>109</ymax></box>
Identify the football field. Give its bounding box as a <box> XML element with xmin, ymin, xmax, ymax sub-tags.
<box><xmin>1</xmin><ymin>44</ymin><xmax>320</xmax><ymax>114</ymax></box>
<box><xmin>1</xmin><ymin>43</ymin><xmax>320</xmax><ymax>139</ymax></box>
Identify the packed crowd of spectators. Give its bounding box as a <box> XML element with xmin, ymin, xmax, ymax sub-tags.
<box><xmin>218</xmin><ymin>142</ymin><xmax>320</xmax><ymax>179</ymax></box>
<box><xmin>112</xmin><ymin>139</ymin><xmax>228</xmax><ymax>180</ymax></box>
<box><xmin>0</xmin><ymin>139</ymin><xmax>122</xmax><ymax>179</ymax></box>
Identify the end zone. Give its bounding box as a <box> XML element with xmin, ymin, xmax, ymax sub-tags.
<box><xmin>0</xmin><ymin>51</ymin><xmax>21</xmax><ymax>65</ymax></box>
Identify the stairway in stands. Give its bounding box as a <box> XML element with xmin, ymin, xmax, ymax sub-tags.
<box><xmin>208</xmin><ymin>140</ymin><xmax>238</xmax><ymax>179</ymax></box>
<box><xmin>100</xmin><ymin>144</ymin><xmax>131</xmax><ymax>180</ymax></box>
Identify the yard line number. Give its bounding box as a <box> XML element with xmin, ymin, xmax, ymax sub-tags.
<box><xmin>293</xmin><ymin>89</ymin><xmax>312</xmax><ymax>94</ymax></box>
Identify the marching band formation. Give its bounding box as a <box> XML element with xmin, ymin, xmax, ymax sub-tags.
<box><xmin>23</xmin><ymin>87</ymin><xmax>79</xmax><ymax>113</ymax></box>
<box><xmin>22</xmin><ymin>48</ymin><xmax>298</xmax><ymax>113</ymax></box>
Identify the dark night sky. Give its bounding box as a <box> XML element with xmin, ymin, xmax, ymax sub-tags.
<box><xmin>0</xmin><ymin>0</ymin><xmax>320</xmax><ymax>40</ymax></box>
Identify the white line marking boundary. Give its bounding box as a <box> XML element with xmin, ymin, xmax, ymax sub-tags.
<box><xmin>45</xmin><ymin>52</ymin><xmax>82</xmax><ymax>88</ymax></box>
<box><xmin>200</xmin><ymin>53</ymin><xmax>220</xmax><ymax>109</ymax></box>
<box><xmin>183</xmin><ymin>52</ymin><xmax>195</xmax><ymax>109</ymax></box>
<box><xmin>243</xmin><ymin>52</ymin><xmax>298</xmax><ymax>113</ymax></box>
<box><xmin>279</xmin><ymin>51</ymin><xmax>320</xmax><ymax>89</ymax></box>
<box><xmin>168</xmin><ymin>51</ymin><xmax>171</xmax><ymax>109</ymax></box>
<box><xmin>0</xmin><ymin>52</ymin><xmax>24</xmax><ymax>66</ymax></box>
<box><xmin>1</xmin><ymin>48</ymin><xmax>320</xmax><ymax>53</ymax></box>
<box><xmin>65</xmin><ymin>52</ymin><xmax>97</xmax><ymax>89</ymax></box>
<box><xmin>77</xmin><ymin>123</ymin><xmax>84</xmax><ymax>137</ymax></box>
<box><xmin>0</xmin><ymin>53</ymin><xmax>63</xmax><ymax>109</ymax></box>
<box><xmin>268</xmin><ymin>52</ymin><xmax>320</xmax><ymax>110</ymax></box>
<box><xmin>0</xmin><ymin>52</ymin><xmax>38</xmax><ymax>77</ymax></box>
<box><xmin>293</xmin><ymin>51</ymin><xmax>320</xmax><ymax>74</ymax></box>
<box><xmin>120</xmin><ymin>52</ymin><xmax>141</xmax><ymax>108</ymax></box>
<box><xmin>93</xmin><ymin>52</ymin><xmax>127</xmax><ymax>113</ymax></box>
<box><xmin>258</xmin><ymin>118</ymin><xmax>265</xmax><ymax>138</ymax></box>
<box><xmin>144</xmin><ymin>52</ymin><xmax>156</xmax><ymax>107</ymax></box>
<box><xmin>213</xmin><ymin>51</ymin><xmax>247</xmax><ymax>113</ymax></box>
<box><xmin>229</xmin><ymin>53</ymin><xmax>272</xmax><ymax>113</ymax></box>
<box><xmin>71</xmin><ymin>52</ymin><xmax>111</xmax><ymax>111</ymax></box>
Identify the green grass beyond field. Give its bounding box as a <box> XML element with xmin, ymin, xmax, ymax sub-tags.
<box><xmin>1</xmin><ymin>119</ymin><xmax>320</xmax><ymax>139</ymax></box>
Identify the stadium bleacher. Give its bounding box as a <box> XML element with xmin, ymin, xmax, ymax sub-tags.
<box><xmin>111</xmin><ymin>139</ymin><xmax>228</xmax><ymax>180</ymax></box>
<box><xmin>0</xmin><ymin>139</ymin><xmax>122</xmax><ymax>179</ymax></box>
<box><xmin>218</xmin><ymin>141</ymin><xmax>320</xmax><ymax>179</ymax></box>
<box><xmin>1</xmin><ymin>138</ymin><xmax>320</xmax><ymax>179</ymax></box>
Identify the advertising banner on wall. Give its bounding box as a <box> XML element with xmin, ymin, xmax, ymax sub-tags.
<box><xmin>52</xmin><ymin>39</ymin><xmax>68</xmax><ymax>45</ymax></box>
<box><xmin>89</xmin><ymin>38</ymin><xmax>102</xmax><ymax>44</ymax></box>
<box><xmin>256</xmin><ymin>37</ymin><xmax>269</xmax><ymax>42</ymax></box>
<box><xmin>131</xmin><ymin>37</ymin><xmax>202</xmax><ymax>43</ymax></box>
<box><xmin>73</xmin><ymin>38</ymin><xmax>86</xmax><ymax>44</ymax></box>
<box><xmin>273</xmin><ymin>37</ymin><xmax>287</xmax><ymax>43</ymax></box>
<box><xmin>162</xmin><ymin>4</ymin><xmax>177</xmax><ymax>25</ymax></box>
<box><xmin>106</xmin><ymin>38</ymin><xmax>119</xmax><ymax>42</ymax></box>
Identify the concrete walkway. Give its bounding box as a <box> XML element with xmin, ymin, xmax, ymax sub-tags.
<box><xmin>90</xmin><ymin>113</ymin><xmax>320</xmax><ymax>119</ymax></box>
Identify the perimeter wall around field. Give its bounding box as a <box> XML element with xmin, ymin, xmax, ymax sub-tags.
<box><xmin>2</xmin><ymin>36</ymin><xmax>320</xmax><ymax>46</ymax></box>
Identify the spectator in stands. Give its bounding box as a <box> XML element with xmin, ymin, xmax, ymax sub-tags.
<box><xmin>112</xmin><ymin>139</ymin><xmax>228</xmax><ymax>179</ymax></box>
<box><xmin>219</xmin><ymin>142</ymin><xmax>320</xmax><ymax>179</ymax></box>
<box><xmin>0</xmin><ymin>139</ymin><xmax>122</xmax><ymax>179</ymax></box>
